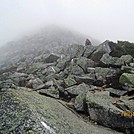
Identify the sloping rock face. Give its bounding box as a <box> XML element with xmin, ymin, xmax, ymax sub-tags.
<box><xmin>0</xmin><ymin>39</ymin><xmax>134</xmax><ymax>134</ymax></box>
<box><xmin>0</xmin><ymin>88</ymin><xmax>122</xmax><ymax>134</ymax></box>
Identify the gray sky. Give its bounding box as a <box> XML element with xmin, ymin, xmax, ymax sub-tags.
<box><xmin>0</xmin><ymin>0</ymin><xmax>134</xmax><ymax>45</ymax></box>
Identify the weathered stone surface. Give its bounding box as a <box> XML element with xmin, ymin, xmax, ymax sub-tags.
<box><xmin>73</xmin><ymin>74</ymin><xmax>96</xmax><ymax>85</ymax></box>
<box><xmin>83</xmin><ymin>45</ymin><xmax>96</xmax><ymax>58</ymax></box>
<box><xmin>65</xmin><ymin>44</ymin><xmax>84</xmax><ymax>58</ymax></box>
<box><xmin>43</xmin><ymin>53</ymin><xmax>60</xmax><ymax>63</ymax></box>
<box><xmin>74</xmin><ymin>93</ymin><xmax>86</xmax><ymax>112</ymax></box>
<box><xmin>75</xmin><ymin>57</ymin><xmax>96</xmax><ymax>72</ymax></box>
<box><xmin>115</xmin><ymin>55</ymin><xmax>133</xmax><ymax>66</ymax></box>
<box><xmin>27</xmin><ymin>78</ymin><xmax>44</xmax><ymax>89</ymax></box>
<box><xmin>64</xmin><ymin>77</ymin><xmax>77</xmax><ymax>88</ymax></box>
<box><xmin>106</xmin><ymin>88</ymin><xmax>127</xmax><ymax>97</ymax></box>
<box><xmin>39</xmin><ymin>86</ymin><xmax>59</xmax><ymax>99</ymax></box>
<box><xmin>90</xmin><ymin>40</ymin><xmax>112</xmax><ymax>62</ymax></box>
<box><xmin>86</xmin><ymin>91</ymin><xmax>134</xmax><ymax>132</ymax></box>
<box><xmin>64</xmin><ymin>64</ymin><xmax>84</xmax><ymax>76</ymax></box>
<box><xmin>100</xmin><ymin>53</ymin><xmax>117</xmax><ymax>66</ymax></box>
<box><xmin>56</xmin><ymin>56</ymin><xmax>71</xmax><ymax>71</ymax></box>
<box><xmin>66</xmin><ymin>83</ymin><xmax>91</xmax><ymax>96</ymax></box>
<box><xmin>119</xmin><ymin>73</ymin><xmax>134</xmax><ymax>86</ymax></box>
<box><xmin>0</xmin><ymin>89</ymin><xmax>122</xmax><ymax>134</ymax></box>
<box><xmin>95</xmin><ymin>67</ymin><xmax>117</xmax><ymax>86</ymax></box>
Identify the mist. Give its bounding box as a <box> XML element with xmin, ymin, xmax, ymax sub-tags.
<box><xmin>0</xmin><ymin>0</ymin><xmax>134</xmax><ymax>46</ymax></box>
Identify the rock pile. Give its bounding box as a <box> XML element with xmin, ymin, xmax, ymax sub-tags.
<box><xmin>0</xmin><ymin>40</ymin><xmax>134</xmax><ymax>133</ymax></box>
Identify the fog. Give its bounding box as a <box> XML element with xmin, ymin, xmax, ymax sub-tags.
<box><xmin>0</xmin><ymin>0</ymin><xmax>134</xmax><ymax>46</ymax></box>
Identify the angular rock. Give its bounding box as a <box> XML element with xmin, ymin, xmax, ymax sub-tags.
<box><xmin>66</xmin><ymin>83</ymin><xmax>91</xmax><ymax>96</ymax></box>
<box><xmin>39</xmin><ymin>86</ymin><xmax>59</xmax><ymax>99</ymax></box>
<box><xmin>74</xmin><ymin>93</ymin><xmax>87</xmax><ymax>112</ymax></box>
<box><xmin>95</xmin><ymin>67</ymin><xmax>117</xmax><ymax>86</ymax></box>
<box><xmin>56</xmin><ymin>56</ymin><xmax>71</xmax><ymax>71</ymax></box>
<box><xmin>106</xmin><ymin>88</ymin><xmax>127</xmax><ymax>97</ymax></box>
<box><xmin>90</xmin><ymin>40</ymin><xmax>112</xmax><ymax>62</ymax></box>
<box><xmin>75</xmin><ymin>57</ymin><xmax>96</xmax><ymax>72</ymax></box>
<box><xmin>0</xmin><ymin>89</ymin><xmax>122</xmax><ymax>134</ymax></box>
<box><xmin>86</xmin><ymin>91</ymin><xmax>134</xmax><ymax>132</ymax></box>
<box><xmin>64</xmin><ymin>64</ymin><xmax>84</xmax><ymax>76</ymax></box>
<box><xmin>83</xmin><ymin>45</ymin><xmax>96</xmax><ymax>58</ymax></box>
<box><xmin>73</xmin><ymin>74</ymin><xmax>96</xmax><ymax>85</ymax></box>
<box><xmin>27</xmin><ymin>78</ymin><xmax>44</xmax><ymax>89</ymax></box>
<box><xmin>100</xmin><ymin>53</ymin><xmax>117</xmax><ymax>66</ymax></box>
<box><xmin>64</xmin><ymin>77</ymin><xmax>77</xmax><ymax>88</ymax></box>
<box><xmin>115</xmin><ymin>55</ymin><xmax>133</xmax><ymax>66</ymax></box>
<box><xmin>119</xmin><ymin>73</ymin><xmax>134</xmax><ymax>86</ymax></box>
<box><xmin>43</xmin><ymin>53</ymin><xmax>60</xmax><ymax>63</ymax></box>
<box><xmin>65</xmin><ymin>44</ymin><xmax>84</xmax><ymax>58</ymax></box>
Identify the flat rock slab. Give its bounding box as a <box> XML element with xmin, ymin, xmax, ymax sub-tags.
<box><xmin>0</xmin><ymin>88</ymin><xmax>123</xmax><ymax>134</ymax></box>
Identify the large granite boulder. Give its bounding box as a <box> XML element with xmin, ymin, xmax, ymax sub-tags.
<box><xmin>86</xmin><ymin>91</ymin><xmax>134</xmax><ymax>133</ymax></box>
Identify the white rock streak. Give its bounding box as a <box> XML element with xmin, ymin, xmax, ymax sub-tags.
<box><xmin>41</xmin><ymin>121</ymin><xmax>56</xmax><ymax>134</ymax></box>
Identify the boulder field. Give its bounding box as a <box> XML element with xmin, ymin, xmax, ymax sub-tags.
<box><xmin>0</xmin><ymin>40</ymin><xmax>134</xmax><ymax>134</ymax></box>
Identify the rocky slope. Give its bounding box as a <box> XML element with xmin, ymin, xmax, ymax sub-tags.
<box><xmin>0</xmin><ymin>28</ymin><xmax>134</xmax><ymax>134</ymax></box>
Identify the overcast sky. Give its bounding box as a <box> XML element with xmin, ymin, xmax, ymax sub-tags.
<box><xmin>0</xmin><ymin>0</ymin><xmax>134</xmax><ymax>45</ymax></box>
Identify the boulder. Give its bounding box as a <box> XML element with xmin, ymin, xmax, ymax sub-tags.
<box><xmin>64</xmin><ymin>64</ymin><xmax>84</xmax><ymax>76</ymax></box>
<box><xmin>73</xmin><ymin>74</ymin><xmax>96</xmax><ymax>85</ymax></box>
<box><xmin>56</xmin><ymin>56</ymin><xmax>71</xmax><ymax>71</ymax></box>
<box><xmin>64</xmin><ymin>77</ymin><xmax>77</xmax><ymax>88</ymax></box>
<box><xmin>119</xmin><ymin>73</ymin><xmax>134</xmax><ymax>86</ymax></box>
<box><xmin>66</xmin><ymin>83</ymin><xmax>91</xmax><ymax>96</ymax></box>
<box><xmin>100</xmin><ymin>53</ymin><xmax>117</xmax><ymax>66</ymax></box>
<box><xmin>86</xmin><ymin>91</ymin><xmax>134</xmax><ymax>132</ymax></box>
<box><xmin>83</xmin><ymin>45</ymin><xmax>96</xmax><ymax>58</ymax></box>
<box><xmin>43</xmin><ymin>53</ymin><xmax>60</xmax><ymax>63</ymax></box>
<box><xmin>65</xmin><ymin>44</ymin><xmax>84</xmax><ymax>58</ymax></box>
<box><xmin>90</xmin><ymin>40</ymin><xmax>112</xmax><ymax>62</ymax></box>
<box><xmin>106</xmin><ymin>88</ymin><xmax>127</xmax><ymax>97</ymax></box>
<box><xmin>95</xmin><ymin>67</ymin><xmax>117</xmax><ymax>86</ymax></box>
<box><xmin>75</xmin><ymin>57</ymin><xmax>96</xmax><ymax>72</ymax></box>
<box><xmin>115</xmin><ymin>55</ymin><xmax>133</xmax><ymax>66</ymax></box>
<box><xmin>74</xmin><ymin>93</ymin><xmax>87</xmax><ymax>112</ymax></box>
<box><xmin>27</xmin><ymin>78</ymin><xmax>44</xmax><ymax>89</ymax></box>
<box><xmin>39</xmin><ymin>86</ymin><xmax>59</xmax><ymax>99</ymax></box>
<box><xmin>0</xmin><ymin>89</ymin><xmax>122</xmax><ymax>134</ymax></box>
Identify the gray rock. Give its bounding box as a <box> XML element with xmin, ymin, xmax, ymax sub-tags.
<box><xmin>0</xmin><ymin>89</ymin><xmax>123</xmax><ymax>134</ymax></box>
<box><xmin>74</xmin><ymin>93</ymin><xmax>86</xmax><ymax>112</ymax></box>
<box><xmin>75</xmin><ymin>57</ymin><xmax>96</xmax><ymax>72</ymax></box>
<box><xmin>95</xmin><ymin>67</ymin><xmax>117</xmax><ymax>86</ymax></box>
<box><xmin>83</xmin><ymin>45</ymin><xmax>96</xmax><ymax>58</ymax></box>
<box><xmin>43</xmin><ymin>53</ymin><xmax>60</xmax><ymax>63</ymax></box>
<box><xmin>73</xmin><ymin>74</ymin><xmax>96</xmax><ymax>85</ymax></box>
<box><xmin>106</xmin><ymin>88</ymin><xmax>127</xmax><ymax>97</ymax></box>
<box><xmin>56</xmin><ymin>56</ymin><xmax>71</xmax><ymax>71</ymax></box>
<box><xmin>64</xmin><ymin>64</ymin><xmax>84</xmax><ymax>76</ymax></box>
<box><xmin>100</xmin><ymin>53</ymin><xmax>117</xmax><ymax>65</ymax></box>
<box><xmin>27</xmin><ymin>78</ymin><xmax>44</xmax><ymax>89</ymax></box>
<box><xmin>115</xmin><ymin>55</ymin><xmax>133</xmax><ymax>66</ymax></box>
<box><xmin>86</xmin><ymin>91</ymin><xmax>134</xmax><ymax>132</ymax></box>
<box><xmin>64</xmin><ymin>77</ymin><xmax>77</xmax><ymax>88</ymax></box>
<box><xmin>39</xmin><ymin>86</ymin><xmax>59</xmax><ymax>99</ymax></box>
<box><xmin>90</xmin><ymin>40</ymin><xmax>112</xmax><ymax>62</ymax></box>
<box><xmin>65</xmin><ymin>44</ymin><xmax>84</xmax><ymax>58</ymax></box>
<box><xmin>66</xmin><ymin>83</ymin><xmax>91</xmax><ymax>96</ymax></box>
<box><xmin>119</xmin><ymin>73</ymin><xmax>134</xmax><ymax>86</ymax></box>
